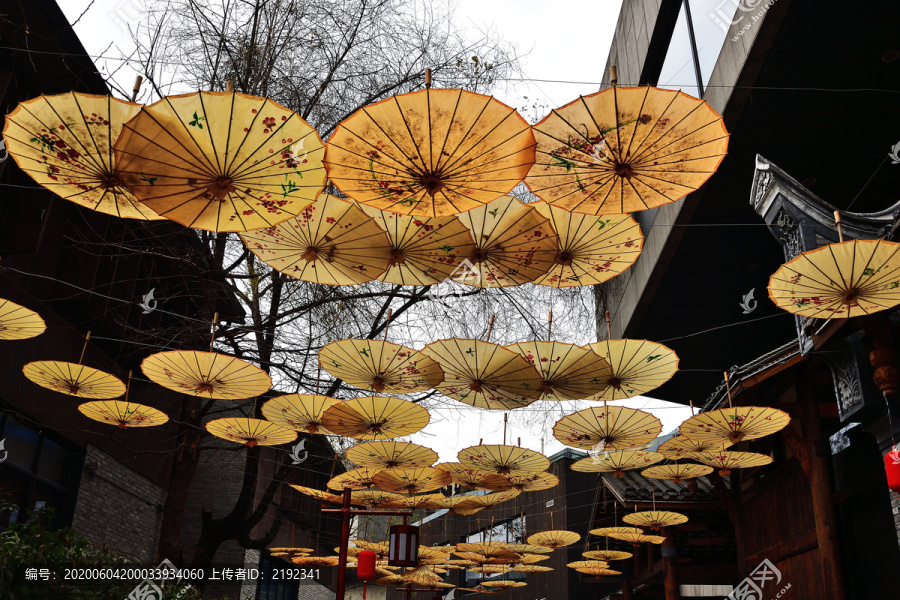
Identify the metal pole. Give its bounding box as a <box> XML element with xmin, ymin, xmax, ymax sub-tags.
<box><xmin>336</xmin><ymin>487</ymin><xmax>352</xmax><ymax>600</ymax></box>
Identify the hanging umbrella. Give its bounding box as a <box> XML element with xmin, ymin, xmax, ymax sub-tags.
<box><xmin>570</xmin><ymin>450</ymin><xmax>665</xmax><ymax>476</ymax></box>
<box><xmin>623</xmin><ymin>511</ymin><xmax>688</xmax><ymax>531</ymax></box>
<box><xmin>3</xmin><ymin>92</ymin><xmax>163</xmax><ymax>220</ymax></box>
<box><xmin>452</xmin><ymin>505</ymin><xmax>485</xmax><ymax>516</ymax></box>
<box><xmin>531</xmin><ymin>203</ymin><xmax>643</xmax><ymax>287</ymax></box>
<box><xmin>345</xmin><ymin>441</ymin><xmax>438</xmax><ymax>470</ymax></box>
<box><xmin>512</xmin><ymin>565</ymin><xmax>554</xmax><ymax>573</ymax></box>
<box><xmin>642</xmin><ymin>463</ymin><xmax>713</xmax><ymax>483</ymax></box>
<box><xmin>141</xmin><ymin>350</ymin><xmax>271</xmax><ymax>400</ymax></box>
<box><xmin>240</xmin><ymin>194</ymin><xmax>393</xmax><ymax>285</ymax></box>
<box><xmin>261</xmin><ymin>393</ymin><xmax>340</xmax><ymax>434</ymax></box>
<box><xmin>526</xmin><ymin>531</ymin><xmax>580</xmax><ymax>549</ymax></box>
<box><xmin>658</xmin><ymin>435</ymin><xmax>731</xmax><ymax>459</ymax></box>
<box><xmin>489</xmin><ymin>472</ymin><xmax>559</xmax><ymax>493</ymax></box>
<box><xmin>0</xmin><ymin>299</ymin><xmax>46</xmax><ymax>340</ymax></box>
<box><xmin>469</xmin><ymin>565</ymin><xmax>512</xmax><ymax>574</ymax></box>
<box><xmin>401</xmin><ymin>565</ymin><xmax>444</xmax><ymax>584</ymax></box>
<box><xmin>566</xmin><ymin>560</ymin><xmax>611</xmax><ymax>570</ymax></box>
<box><xmin>292</xmin><ymin>556</ymin><xmax>340</xmax><ymax>567</ymax></box>
<box><xmin>518</xmin><ymin>554</ymin><xmax>551</xmax><ymax>564</ymax></box>
<box><xmin>583</xmin><ymin>550</ymin><xmax>632</xmax><ymax>561</ymax></box>
<box><xmin>320</xmin><ymin>396</ymin><xmax>430</xmax><ymax>439</ymax></box>
<box><xmin>377</xmin><ymin>493</ymin><xmax>446</xmax><ymax>510</ymax></box>
<box><xmin>575</xmin><ymin>566</ymin><xmax>623</xmax><ymax>577</ymax></box>
<box><xmin>502</xmin><ymin>544</ymin><xmax>553</xmax><ymax>555</ymax></box>
<box><xmin>289</xmin><ymin>485</ymin><xmax>344</xmax><ymax>504</ymax></box>
<box><xmin>23</xmin><ymin>332</ymin><xmax>125</xmax><ymax>399</ymax></box>
<box><xmin>688</xmin><ymin>450</ymin><xmax>774</xmax><ymax>476</ymax></box>
<box><xmin>422</xmin><ymin>339</ymin><xmax>544</xmax><ymax>410</ymax></box>
<box><xmin>270</xmin><ymin>548</ymin><xmax>313</xmax><ymax>558</ymax></box>
<box><xmin>434</xmin><ymin>463</ymin><xmax>514</xmax><ymax>490</ymax></box>
<box><xmin>114</xmin><ymin>91</ymin><xmax>326</xmax><ymax>231</ymax></box>
<box><xmin>324</xmin><ymin>86</ymin><xmax>534</xmax><ymax>217</ymax></box>
<box><xmin>371</xmin><ymin>467</ymin><xmax>452</xmax><ymax>494</ymax></box>
<box><xmin>375</xmin><ymin>575</ymin><xmax>406</xmax><ymax>587</ymax></box>
<box><xmin>506</xmin><ymin>340</ymin><xmax>613</xmax><ymax>401</ymax></box>
<box><xmin>422</xmin><ymin>495</ymin><xmax>482</xmax><ymax>513</ymax></box>
<box><xmin>206</xmin><ymin>417</ymin><xmax>296</xmax><ymax>447</ymax></box>
<box><xmin>357</xmin><ymin>204</ymin><xmax>476</xmax><ymax>285</ymax></box>
<box><xmin>482</xmin><ymin>581</ymin><xmax>527</xmax><ymax>589</ymax></box>
<box><xmin>589</xmin><ymin>527</ymin><xmax>644</xmax><ymax>537</ymax></box>
<box><xmin>455</xmin><ymin>585</ymin><xmax>500</xmax><ymax>594</ymax></box>
<box><xmin>453</xmin><ymin>489</ymin><xmax>521</xmax><ymax>510</ymax></box>
<box><xmin>679</xmin><ymin>406</ymin><xmax>790</xmax><ymax>445</ymax></box>
<box><xmin>524</xmin><ymin>83</ymin><xmax>728</xmax><ymax>215</ymax></box>
<box><xmin>319</xmin><ymin>339</ymin><xmax>443</xmax><ymax>394</ymax></box>
<box><xmin>768</xmin><ymin>213</ymin><xmax>900</xmax><ymax>318</ymax></box>
<box><xmin>452</xmin><ymin>195</ymin><xmax>558</xmax><ymax>287</ymax></box>
<box><xmin>352</xmin><ymin>540</ymin><xmax>390</xmax><ymax>552</ymax></box>
<box><xmin>552</xmin><ymin>405</ymin><xmax>662</xmax><ymax>451</ymax></box>
<box><xmin>349</xmin><ymin>489</ymin><xmax>406</xmax><ymax>507</ymax></box>
<box><xmin>455</xmin><ymin>543</ymin><xmax>520</xmax><ymax>560</ymax></box>
<box><xmin>457</xmin><ymin>444</ymin><xmax>550</xmax><ymax>476</ymax></box>
<box><xmin>606</xmin><ymin>532</ymin><xmax>666</xmax><ymax>545</ymax></box>
<box><xmin>586</xmin><ymin>338</ymin><xmax>679</xmax><ymax>401</ymax></box>
<box><xmin>326</xmin><ymin>467</ymin><xmax>384</xmax><ymax>490</ymax></box>
<box><xmin>78</xmin><ymin>400</ymin><xmax>168</xmax><ymax>429</ymax></box>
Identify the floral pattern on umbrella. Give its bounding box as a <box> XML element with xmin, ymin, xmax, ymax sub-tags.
<box><xmin>320</xmin><ymin>396</ymin><xmax>430</xmax><ymax>439</ymax></box>
<box><xmin>78</xmin><ymin>400</ymin><xmax>169</xmax><ymax>429</ymax></box>
<box><xmin>552</xmin><ymin>405</ymin><xmax>662</xmax><ymax>451</ymax></box>
<box><xmin>319</xmin><ymin>339</ymin><xmax>444</xmax><ymax>394</ymax></box>
<box><xmin>206</xmin><ymin>417</ymin><xmax>296</xmax><ymax>447</ymax></box>
<box><xmin>23</xmin><ymin>361</ymin><xmax>125</xmax><ymax>399</ymax></box>
<box><xmin>506</xmin><ymin>341</ymin><xmax>612</xmax><ymax>401</ymax></box>
<box><xmin>261</xmin><ymin>394</ymin><xmax>340</xmax><ymax>434</ymax></box>
<box><xmin>141</xmin><ymin>350</ymin><xmax>272</xmax><ymax>400</ymax></box>
<box><xmin>0</xmin><ymin>299</ymin><xmax>46</xmax><ymax>340</ymax></box>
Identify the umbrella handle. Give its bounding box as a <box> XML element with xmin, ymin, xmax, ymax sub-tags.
<box><xmin>485</xmin><ymin>314</ymin><xmax>495</xmax><ymax>343</ymax></box>
<box><xmin>131</xmin><ymin>76</ymin><xmax>143</xmax><ymax>103</ymax></box>
<box><xmin>834</xmin><ymin>210</ymin><xmax>844</xmax><ymax>242</ymax></box>
<box><xmin>425</xmin><ymin>68</ymin><xmax>432</xmax><ymax>89</ymax></box>
<box><xmin>78</xmin><ymin>331</ymin><xmax>91</xmax><ymax>365</ymax></box>
<box><xmin>210</xmin><ymin>312</ymin><xmax>219</xmax><ymax>352</ymax></box>
<box><xmin>610</xmin><ymin>65</ymin><xmax>618</xmax><ymax>86</ymax></box>
<box><xmin>723</xmin><ymin>371</ymin><xmax>733</xmax><ymax>408</ymax></box>
<box><xmin>547</xmin><ymin>311</ymin><xmax>553</xmax><ymax>341</ymax></box>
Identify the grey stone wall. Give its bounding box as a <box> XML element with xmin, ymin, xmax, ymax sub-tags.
<box><xmin>70</xmin><ymin>443</ymin><xmax>167</xmax><ymax>562</ymax></box>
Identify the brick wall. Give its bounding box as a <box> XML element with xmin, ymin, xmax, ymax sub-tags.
<box><xmin>70</xmin><ymin>443</ymin><xmax>167</xmax><ymax>562</ymax></box>
<box><xmin>297</xmin><ymin>582</ymin><xmax>336</xmax><ymax>600</ymax></box>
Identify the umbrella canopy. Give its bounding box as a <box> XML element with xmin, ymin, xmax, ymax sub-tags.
<box><xmin>377</xmin><ymin>493</ymin><xmax>446</xmax><ymax>510</ymax></box>
<box><xmin>454</xmin><ymin>489</ymin><xmax>521</xmax><ymax>509</ymax></box>
<box><xmin>434</xmin><ymin>462</ymin><xmax>514</xmax><ymax>490</ymax></box>
<box><xmin>531</xmin><ymin>203</ymin><xmax>643</xmax><ymax>287</ymax></box>
<box><xmin>422</xmin><ymin>339</ymin><xmax>544</xmax><ymax>410</ymax></box>
<box><xmin>506</xmin><ymin>341</ymin><xmax>613</xmax><ymax>401</ymax></box>
<box><xmin>261</xmin><ymin>393</ymin><xmax>340</xmax><ymax>434</ymax></box>
<box><xmin>292</xmin><ymin>556</ymin><xmax>340</xmax><ymax>567</ymax></box>
<box><xmin>589</xmin><ymin>527</ymin><xmax>644</xmax><ymax>537</ymax></box>
<box><xmin>688</xmin><ymin>450</ymin><xmax>774</xmax><ymax>476</ymax></box>
<box><xmin>679</xmin><ymin>406</ymin><xmax>791</xmax><ymax>445</ymax></box>
<box><xmin>768</xmin><ymin>239</ymin><xmax>900</xmax><ymax>319</ymax></box>
<box><xmin>0</xmin><ymin>299</ymin><xmax>46</xmax><ymax>340</ymax></box>
<box><xmin>22</xmin><ymin>361</ymin><xmax>125</xmax><ymax>399</ymax></box>
<box><xmin>457</xmin><ymin>444</ymin><xmax>550</xmax><ymax>476</ymax></box>
<box><xmin>357</xmin><ymin>204</ymin><xmax>476</xmax><ymax>285</ymax></box>
<box><xmin>325</xmin><ymin>88</ymin><xmax>534</xmax><ymax>217</ymax></box>
<box><xmin>586</xmin><ymin>339</ymin><xmax>679</xmax><ymax>401</ymax></box>
<box><xmin>502</xmin><ymin>544</ymin><xmax>553</xmax><ymax>555</ymax></box>
<box><xmin>455</xmin><ymin>543</ymin><xmax>520</xmax><ymax>560</ymax></box>
<box><xmin>455</xmin><ymin>585</ymin><xmax>500</xmax><ymax>594</ymax></box>
<box><xmin>566</xmin><ymin>560</ymin><xmax>611</xmax><ymax>570</ymax></box>
<box><xmin>141</xmin><ymin>350</ymin><xmax>272</xmax><ymax>400</ymax></box>
<box><xmin>289</xmin><ymin>485</ymin><xmax>344</xmax><ymax>504</ymax></box>
<box><xmin>422</xmin><ymin>495</ymin><xmax>483</xmax><ymax>512</ymax></box>
<box><xmin>482</xmin><ymin>581</ymin><xmax>527</xmax><ymax>589</ymax></box>
<box><xmin>491</xmin><ymin>472</ymin><xmax>559</xmax><ymax>493</ymax></box>
<box><xmin>525</xmin><ymin>85</ymin><xmax>728</xmax><ymax>215</ymax></box>
<box><xmin>320</xmin><ymin>396</ymin><xmax>430</xmax><ymax>439</ymax></box>
<box><xmin>526</xmin><ymin>530</ymin><xmax>580</xmax><ymax>549</ymax></box>
<box><xmin>240</xmin><ymin>194</ymin><xmax>393</xmax><ymax>285</ymax></box>
<box><xmin>371</xmin><ymin>467</ymin><xmax>452</xmax><ymax>494</ymax></box>
<box><xmin>642</xmin><ymin>463</ymin><xmax>713</xmax><ymax>483</ymax></box>
<box><xmin>552</xmin><ymin>405</ymin><xmax>662</xmax><ymax>451</ymax></box>
<box><xmin>576</xmin><ymin>567</ymin><xmax>623</xmax><ymax>577</ymax></box>
<box><xmin>452</xmin><ymin>195</ymin><xmax>558</xmax><ymax>287</ymax></box>
<box><xmin>658</xmin><ymin>435</ymin><xmax>731</xmax><ymax>459</ymax></box>
<box><xmin>3</xmin><ymin>92</ymin><xmax>163</xmax><ymax>220</ymax></box>
<box><xmin>114</xmin><ymin>91</ymin><xmax>326</xmax><ymax>231</ymax></box>
<box><xmin>206</xmin><ymin>418</ymin><xmax>296</xmax><ymax>447</ymax></box>
<box><xmin>607</xmin><ymin>532</ymin><xmax>666</xmax><ymax>545</ymax></box>
<box><xmin>469</xmin><ymin>565</ymin><xmax>512</xmax><ymax>574</ymax></box>
<box><xmin>326</xmin><ymin>467</ymin><xmax>384</xmax><ymax>490</ymax></box>
<box><xmin>512</xmin><ymin>565</ymin><xmax>554</xmax><ymax>573</ymax></box>
<box><xmin>349</xmin><ymin>489</ymin><xmax>406</xmax><ymax>507</ymax></box>
<box><xmin>78</xmin><ymin>400</ymin><xmax>168</xmax><ymax>429</ymax></box>
<box><xmin>623</xmin><ymin>511</ymin><xmax>689</xmax><ymax>531</ymax></box>
<box><xmin>319</xmin><ymin>339</ymin><xmax>444</xmax><ymax>394</ymax></box>
<box><xmin>345</xmin><ymin>441</ymin><xmax>438</xmax><ymax>470</ymax></box>
<box><xmin>583</xmin><ymin>550</ymin><xmax>632</xmax><ymax>561</ymax></box>
<box><xmin>518</xmin><ymin>554</ymin><xmax>551</xmax><ymax>564</ymax></box>
<box><xmin>570</xmin><ymin>450</ymin><xmax>665</xmax><ymax>476</ymax></box>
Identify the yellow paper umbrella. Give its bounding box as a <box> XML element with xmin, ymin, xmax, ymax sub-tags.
<box><xmin>206</xmin><ymin>417</ymin><xmax>296</xmax><ymax>447</ymax></box>
<box><xmin>240</xmin><ymin>194</ymin><xmax>393</xmax><ymax>284</ymax></box>
<box><xmin>607</xmin><ymin>532</ymin><xmax>666</xmax><ymax>545</ymax></box>
<box><xmin>326</xmin><ymin>467</ymin><xmax>384</xmax><ymax>490</ymax></box>
<box><xmin>261</xmin><ymin>394</ymin><xmax>340</xmax><ymax>434</ymax></box>
<box><xmin>3</xmin><ymin>92</ymin><xmax>163</xmax><ymax>220</ymax></box>
<box><xmin>525</xmin><ymin>84</ymin><xmax>728</xmax><ymax>215</ymax></box>
<box><xmin>642</xmin><ymin>463</ymin><xmax>713</xmax><ymax>483</ymax></box>
<box><xmin>589</xmin><ymin>527</ymin><xmax>644</xmax><ymax>538</ymax></box>
<box><xmin>623</xmin><ymin>511</ymin><xmax>688</xmax><ymax>531</ymax></box>
<box><xmin>512</xmin><ymin>565</ymin><xmax>554</xmax><ymax>573</ymax></box>
<box><xmin>658</xmin><ymin>435</ymin><xmax>731</xmax><ymax>460</ymax></box>
<box><xmin>456</xmin><ymin>585</ymin><xmax>500</xmax><ymax>594</ymax></box>
<box><xmin>450</xmin><ymin>552</ymin><xmax>490</xmax><ymax>564</ymax></box>
<box><xmin>378</xmin><ymin>493</ymin><xmax>446</xmax><ymax>510</ymax></box>
<box><xmin>349</xmin><ymin>489</ymin><xmax>406</xmax><ymax>507</ymax></box>
<box><xmin>141</xmin><ymin>350</ymin><xmax>271</xmax><ymax>400</ymax></box>
<box><xmin>357</xmin><ymin>205</ymin><xmax>477</xmax><ymax>285</ymax></box>
<box><xmin>422</xmin><ymin>339</ymin><xmax>544</xmax><ymax>410</ymax></box>
<box><xmin>452</xmin><ymin>196</ymin><xmax>558</xmax><ymax>287</ymax></box>
<box><xmin>506</xmin><ymin>341</ymin><xmax>613</xmax><ymax>401</ymax></box>
<box><xmin>457</xmin><ymin>444</ymin><xmax>550</xmax><ymax>477</ymax></box>
<box><xmin>576</xmin><ymin>567</ymin><xmax>622</xmax><ymax>577</ymax></box>
<box><xmin>325</xmin><ymin>87</ymin><xmax>534</xmax><ymax>217</ymax></box>
<box><xmin>566</xmin><ymin>560</ymin><xmax>611</xmax><ymax>570</ymax></box>
<box><xmin>346</xmin><ymin>441</ymin><xmax>438</xmax><ymax>470</ymax></box>
<box><xmin>422</xmin><ymin>495</ymin><xmax>481</xmax><ymax>512</ymax></box>
<box><xmin>400</xmin><ymin>566</ymin><xmax>444</xmax><ymax>584</ymax></box>
<box><xmin>292</xmin><ymin>556</ymin><xmax>340</xmax><ymax>567</ymax></box>
<box><xmin>482</xmin><ymin>581</ymin><xmax>527</xmax><ymax>589</ymax></box>
<box><xmin>518</xmin><ymin>554</ymin><xmax>551</xmax><ymax>564</ymax></box>
<box><xmin>320</xmin><ymin>396</ymin><xmax>430</xmax><ymax>439</ymax></box>
<box><xmin>587</xmin><ymin>338</ymin><xmax>679</xmax><ymax>401</ymax></box>
<box><xmin>502</xmin><ymin>543</ymin><xmax>553</xmax><ymax>555</ymax></box>
<box><xmin>491</xmin><ymin>472</ymin><xmax>559</xmax><ymax>493</ymax></box>
<box><xmin>451</xmin><ymin>505</ymin><xmax>485</xmax><ymax>516</ymax></box>
<box><xmin>352</xmin><ymin>540</ymin><xmax>390</xmax><ymax>552</ymax></box>
<box><xmin>455</xmin><ymin>543</ymin><xmax>520</xmax><ymax>560</ymax></box>
<box><xmin>375</xmin><ymin>575</ymin><xmax>406</xmax><ymax>586</ymax></box>
<box><xmin>679</xmin><ymin>406</ymin><xmax>791</xmax><ymax>445</ymax></box>
<box><xmin>0</xmin><ymin>299</ymin><xmax>46</xmax><ymax>340</ymax></box>
<box><xmin>78</xmin><ymin>400</ymin><xmax>168</xmax><ymax>429</ymax></box>
<box><xmin>688</xmin><ymin>450</ymin><xmax>774</xmax><ymax>476</ymax></box>
<box><xmin>434</xmin><ymin>462</ymin><xmax>515</xmax><ymax>491</ymax></box>
<box><xmin>469</xmin><ymin>565</ymin><xmax>512</xmax><ymax>575</ymax></box>
<box><xmin>583</xmin><ymin>550</ymin><xmax>632</xmax><ymax>561</ymax></box>
<box><xmin>552</xmin><ymin>405</ymin><xmax>662</xmax><ymax>451</ymax></box>
<box><xmin>453</xmin><ymin>489</ymin><xmax>521</xmax><ymax>510</ymax></box>
<box><xmin>768</xmin><ymin>214</ymin><xmax>900</xmax><ymax>319</ymax></box>
<box><xmin>289</xmin><ymin>485</ymin><xmax>344</xmax><ymax>504</ymax></box>
<box><xmin>570</xmin><ymin>450</ymin><xmax>665</xmax><ymax>476</ymax></box>
<box><xmin>531</xmin><ymin>203</ymin><xmax>643</xmax><ymax>287</ymax></box>
<box><xmin>23</xmin><ymin>361</ymin><xmax>125</xmax><ymax>399</ymax></box>
<box><xmin>527</xmin><ymin>531</ymin><xmax>580</xmax><ymax>549</ymax></box>
<box><xmin>114</xmin><ymin>91</ymin><xmax>325</xmax><ymax>231</ymax></box>
<box><xmin>371</xmin><ymin>467</ymin><xmax>452</xmax><ymax>494</ymax></box>
<box><xmin>319</xmin><ymin>339</ymin><xmax>444</xmax><ymax>394</ymax></box>
<box><xmin>269</xmin><ymin>547</ymin><xmax>313</xmax><ymax>556</ymax></box>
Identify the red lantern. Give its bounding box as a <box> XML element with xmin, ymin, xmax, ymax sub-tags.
<box><xmin>886</xmin><ymin>448</ymin><xmax>900</xmax><ymax>493</ymax></box>
<box><xmin>357</xmin><ymin>549</ymin><xmax>377</xmax><ymax>599</ymax></box>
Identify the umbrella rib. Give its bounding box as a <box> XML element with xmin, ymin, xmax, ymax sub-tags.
<box><xmin>434</xmin><ymin>92</ymin><xmax>494</xmax><ymax>174</ymax></box>
<box><xmin>622</xmin><ymin>86</ymin><xmax>653</xmax><ymax>162</ymax></box>
<box><xmin>387</xmin><ymin>96</ymin><xmax>431</xmax><ymax>175</ymax></box>
<box><xmin>629</xmin><ymin>100</ymin><xmax>719</xmax><ymax>165</ymax></box>
<box><xmin>626</xmin><ymin>89</ymin><xmax>682</xmax><ymax>165</ymax></box>
<box><xmin>24</xmin><ymin>95</ymin><xmax>107</xmax><ymax>175</ymax></box>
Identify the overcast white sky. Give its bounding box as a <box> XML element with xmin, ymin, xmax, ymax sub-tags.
<box><xmin>57</xmin><ymin>0</ymin><xmax>693</xmax><ymax>461</ymax></box>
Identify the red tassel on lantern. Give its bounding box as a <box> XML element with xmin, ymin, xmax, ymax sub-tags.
<box><xmin>885</xmin><ymin>448</ymin><xmax>900</xmax><ymax>493</ymax></box>
<box><xmin>357</xmin><ymin>549</ymin><xmax>377</xmax><ymax>599</ymax></box>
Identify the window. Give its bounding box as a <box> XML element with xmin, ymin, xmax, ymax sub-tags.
<box><xmin>256</xmin><ymin>553</ymin><xmax>299</xmax><ymax>600</ymax></box>
<box><xmin>658</xmin><ymin>2</ymin><xmax>701</xmax><ymax>97</ymax></box>
<box><xmin>689</xmin><ymin>0</ymin><xmax>741</xmax><ymax>86</ymax></box>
